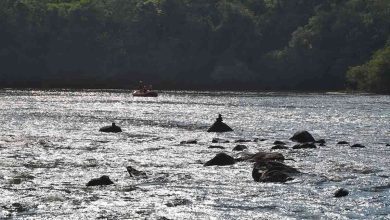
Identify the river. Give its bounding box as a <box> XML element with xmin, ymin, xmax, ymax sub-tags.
<box><xmin>0</xmin><ymin>89</ymin><xmax>389</xmax><ymax>219</ymax></box>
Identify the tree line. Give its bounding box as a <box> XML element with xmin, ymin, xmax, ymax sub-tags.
<box><xmin>0</xmin><ymin>0</ymin><xmax>389</xmax><ymax>93</ymax></box>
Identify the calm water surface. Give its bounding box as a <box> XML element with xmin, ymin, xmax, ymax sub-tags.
<box><xmin>0</xmin><ymin>89</ymin><xmax>389</xmax><ymax>219</ymax></box>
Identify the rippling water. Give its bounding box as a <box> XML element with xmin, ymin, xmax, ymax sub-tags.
<box><xmin>0</xmin><ymin>89</ymin><xmax>389</xmax><ymax>219</ymax></box>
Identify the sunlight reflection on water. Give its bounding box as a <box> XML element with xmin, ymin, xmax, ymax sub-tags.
<box><xmin>0</xmin><ymin>89</ymin><xmax>389</xmax><ymax>219</ymax></box>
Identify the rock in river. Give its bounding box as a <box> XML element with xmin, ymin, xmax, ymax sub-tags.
<box><xmin>86</xmin><ymin>175</ymin><xmax>114</xmax><ymax>186</ymax></box>
<box><xmin>99</xmin><ymin>123</ymin><xmax>122</xmax><ymax>133</ymax></box>
<box><xmin>292</xmin><ymin>143</ymin><xmax>316</xmax><ymax>149</ymax></box>
<box><xmin>351</xmin><ymin>144</ymin><xmax>365</xmax><ymax>148</ymax></box>
<box><xmin>204</xmin><ymin>153</ymin><xmax>235</xmax><ymax>166</ymax></box>
<box><xmin>334</xmin><ymin>188</ymin><xmax>349</xmax><ymax>197</ymax></box>
<box><xmin>233</xmin><ymin>145</ymin><xmax>248</xmax><ymax>151</ymax></box>
<box><xmin>290</xmin><ymin>130</ymin><xmax>315</xmax><ymax>143</ymax></box>
<box><xmin>207</xmin><ymin>114</ymin><xmax>233</xmax><ymax>132</ymax></box>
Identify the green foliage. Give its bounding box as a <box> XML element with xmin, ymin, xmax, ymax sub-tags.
<box><xmin>0</xmin><ymin>0</ymin><xmax>389</xmax><ymax>92</ymax></box>
<box><xmin>347</xmin><ymin>44</ymin><xmax>390</xmax><ymax>93</ymax></box>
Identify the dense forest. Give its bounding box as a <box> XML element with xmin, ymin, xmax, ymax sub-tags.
<box><xmin>0</xmin><ymin>0</ymin><xmax>389</xmax><ymax>93</ymax></box>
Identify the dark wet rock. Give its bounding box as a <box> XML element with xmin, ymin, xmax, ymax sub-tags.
<box><xmin>253</xmin><ymin>169</ymin><xmax>293</xmax><ymax>183</ymax></box>
<box><xmin>271</xmin><ymin>145</ymin><xmax>289</xmax><ymax>150</ymax></box>
<box><xmin>315</xmin><ymin>139</ymin><xmax>326</xmax><ymax>144</ymax></box>
<box><xmin>273</xmin><ymin>140</ymin><xmax>286</xmax><ymax>145</ymax></box>
<box><xmin>180</xmin><ymin>139</ymin><xmax>197</xmax><ymax>144</ymax></box>
<box><xmin>212</xmin><ymin>138</ymin><xmax>229</xmax><ymax>143</ymax></box>
<box><xmin>319</xmin><ymin>143</ymin><xmax>326</xmax><ymax>146</ymax></box>
<box><xmin>86</xmin><ymin>175</ymin><xmax>114</xmax><ymax>186</ymax></box>
<box><xmin>254</xmin><ymin>138</ymin><xmax>267</xmax><ymax>142</ymax></box>
<box><xmin>204</xmin><ymin>153</ymin><xmax>235</xmax><ymax>166</ymax></box>
<box><xmin>99</xmin><ymin>123</ymin><xmax>122</xmax><ymax>133</ymax></box>
<box><xmin>334</xmin><ymin>188</ymin><xmax>349</xmax><ymax>197</ymax></box>
<box><xmin>235</xmin><ymin>139</ymin><xmax>252</xmax><ymax>143</ymax></box>
<box><xmin>207</xmin><ymin>114</ymin><xmax>233</xmax><ymax>132</ymax></box>
<box><xmin>208</xmin><ymin>145</ymin><xmax>225</xmax><ymax>149</ymax></box>
<box><xmin>236</xmin><ymin>151</ymin><xmax>285</xmax><ymax>162</ymax></box>
<box><xmin>165</xmin><ymin>198</ymin><xmax>192</xmax><ymax>207</ymax></box>
<box><xmin>233</xmin><ymin>145</ymin><xmax>248</xmax><ymax>151</ymax></box>
<box><xmin>157</xmin><ymin>217</ymin><xmax>172</xmax><ymax>220</ymax></box>
<box><xmin>126</xmin><ymin>166</ymin><xmax>147</xmax><ymax>178</ymax></box>
<box><xmin>351</xmin><ymin>144</ymin><xmax>365</xmax><ymax>148</ymax></box>
<box><xmin>254</xmin><ymin>160</ymin><xmax>300</xmax><ymax>174</ymax></box>
<box><xmin>2</xmin><ymin>203</ymin><xmax>27</xmax><ymax>213</ymax></box>
<box><xmin>290</xmin><ymin>130</ymin><xmax>315</xmax><ymax>143</ymax></box>
<box><xmin>386</xmin><ymin>143</ymin><xmax>390</xmax><ymax>146</ymax></box>
<box><xmin>337</xmin><ymin>141</ymin><xmax>349</xmax><ymax>145</ymax></box>
<box><xmin>293</xmin><ymin>143</ymin><xmax>316</xmax><ymax>149</ymax></box>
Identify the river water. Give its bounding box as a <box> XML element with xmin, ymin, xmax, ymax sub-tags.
<box><xmin>0</xmin><ymin>89</ymin><xmax>389</xmax><ymax>219</ymax></box>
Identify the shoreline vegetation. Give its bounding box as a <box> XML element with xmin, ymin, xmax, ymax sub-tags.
<box><xmin>0</xmin><ymin>0</ymin><xmax>389</xmax><ymax>94</ymax></box>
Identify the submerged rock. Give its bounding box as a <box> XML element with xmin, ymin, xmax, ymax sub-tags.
<box><xmin>235</xmin><ymin>139</ymin><xmax>252</xmax><ymax>143</ymax></box>
<box><xmin>86</xmin><ymin>175</ymin><xmax>114</xmax><ymax>186</ymax></box>
<box><xmin>351</xmin><ymin>144</ymin><xmax>365</xmax><ymax>148</ymax></box>
<box><xmin>180</xmin><ymin>139</ymin><xmax>197</xmax><ymax>145</ymax></box>
<box><xmin>315</xmin><ymin>139</ymin><xmax>326</xmax><ymax>144</ymax></box>
<box><xmin>386</xmin><ymin>144</ymin><xmax>390</xmax><ymax>146</ymax></box>
<box><xmin>208</xmin><ymin>145</ymin><xmax>225</xmax><ymax>149</ymax></box>
<box><xmin>290</xmin><ymin>130</ymin><xmax>315</xmax><ymax>143</ymax></box>
<box><xmin>271</xmin><ymin>145</ymin><xmax>289</xmax><ymax>150</ymax></box>
<box><xmin>99</xmin><ymin>123</ymin><xmax>122</xmax><ymax>133</ymax></box>
<box><xmin>212</xmin><ymin>138</ymin><xmax>229</xmax><ymax>143</ymax></box>
<box><xmin>236</xmin><ymin>151</ymin><xmax>285</xmax><ymax>162</ymax></box>
<box><xmin>126</xmin><ymin>166</ymin><xmax>147</xmax><ymax>178</ymax></box>
<box><xmin>273</xmin><ymin>140</ymin><xmax>286</xmax><ymax>145</ymax></box>
<box><xmin>207</xmin><ymin>114</ymin><xmax>233</xmax><ymax>132</ymax></box>
<box><xmin>165</xmin><ymin>198</ymin><xmax>192</xmax><ymax>207</ymax></box>
<box><xmin>292</xmin><ymin>143</ymin><xmax>316</xmax><ymax>149</ymax></box>
<box><xmin>334</xmin><ymin>188</ymin><xmax>349</xmax><ymax>197</ymax></box>
<box><xmin>233</xmin><ymin>145</ymin><xmax>248</xmax><ymax>151</ymax></box>
<box><xmin>204</xmin><ymin>153</ymin><xmax>235</xmax><ymax>166</ymax></box>
<box><xmin>337</xmin><ymin>141</ymin><xmax>349</xmax><ymax>145</ymax></box>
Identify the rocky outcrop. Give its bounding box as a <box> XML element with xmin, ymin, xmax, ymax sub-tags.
<box><xmin>337</xmin><ymin>141</ymin><xmax>349</xmax><ymax>145</ymax></box>
<box><xmin>86</xmin><ymin>175</ymin><xmax>114</xmax><ymax>186</ymax></box>
<box><xmin>99</xmin><ymin>123</ymin><xmax>122</xmax><ymax>133</ymax></box>
<box><xmin>292</xmin><ymin>143</ymin><xmax>316</xmax><ymax>149</ymax></box>
<box><xmin>207</xmin><ymin>114</ymin><xmax>233</xmax><ymax>132</ymax></box>
<box><xmin>290</xmin><ymin>130</ymin><xmax>315</xmax><ymax>143</ymax></box>
<box><xmin>233</xmin><ymin>145</ymin><xmax>248</xmax><ymax>151</ymax></box>
<box><xmin>204</xmin><ymin>153</ymin><xmax>235</xmax><ymax>166</ymax></box>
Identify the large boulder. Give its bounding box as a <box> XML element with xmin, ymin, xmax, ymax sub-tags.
<box><xmin>207</xmin><ymin>114</ymin><xmax>233</xmax><ymax>132</ymax></box>
<box><xmin>99</xmin><ymin>123</ymin><xmax>122</xmax><ymax>133</ymax></box>
<box><xmin>86</xmin><ymin>175</ymin><xmax>114</xmax><ymax>186</ymax></box>
<box><xmin>204</xmin><ymin>153</ymin><xmax>235</xmax><ymax>166</ymax></box>
<box><xmin>254</xmin><ymin>160</ymin><xmax>300</xmax><ymax>174</ymax></box>
<box><xmin>290</xmin><ymin>130</ymin><xmax>315</xmax><ymax>143</ymax></box>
